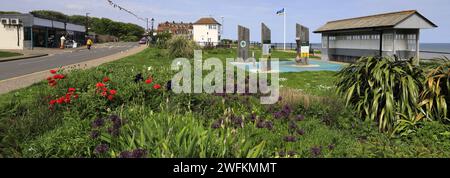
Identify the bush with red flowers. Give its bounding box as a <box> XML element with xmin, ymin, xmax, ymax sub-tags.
<box><xmin>47</xmin><ymin>68</ymin><xmax>66</xmax><ymax>87</ymax></box>
<box><xmin>95</xmin><ymin>82</ymin><xmax>117</xmax><ymax>101</ymax></box>
<box><xmin>48</xmin><ymin>87</ymin><xmax>79</xmax><ymax>109</ymax></box>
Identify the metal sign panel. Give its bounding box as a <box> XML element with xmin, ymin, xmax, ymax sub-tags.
<box><xmin>261</xmin><ymin>23</ymin><xmax>271</xmax><ymax>44</ymax></box>
<box><xmin>237</xmin><ymin>25</ymin><xmax>250</xmax><ymax>61</ymax></box>
<box><xmin>296</xmin><ymin>23</ymin><xmax>309</xmax><ymax>44</ymax></box>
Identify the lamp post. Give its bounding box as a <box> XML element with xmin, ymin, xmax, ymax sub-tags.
<box><xmin>85</xmin><ymin>12</ymin><xmax>90</xmax><ymax>38</ymax></box>
<box><xmin>151</xmin><ymin>18</ymin><xmax>155</xmax><ymax>32</ymax></box>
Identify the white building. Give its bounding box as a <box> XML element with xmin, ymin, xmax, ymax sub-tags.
<box><xmin>314</xmin><ymin>10</ymin><xmax>437</xmax><ymax>62</ymax></box>
<box><xmin>193</xmin><ymin>17</ymin><xmax>221</xmax><ymax>46</ymax></box>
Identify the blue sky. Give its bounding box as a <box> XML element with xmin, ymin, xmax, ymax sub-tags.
<box><xmin>2</xmin><ymin>0</ymin><xmax>449</xmax><ymax>43</ymax></box>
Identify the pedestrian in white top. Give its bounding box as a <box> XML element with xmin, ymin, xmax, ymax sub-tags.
<box><xmin>60</xmin><ymin>36</ymin><xmax>66</xmax><ymax>49</ymax></box>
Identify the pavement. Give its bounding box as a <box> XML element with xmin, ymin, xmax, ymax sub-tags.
<box><xmin>0</xmin><ymin>42</ymin><xmax>147</xmax><ymax>94</ymax></box>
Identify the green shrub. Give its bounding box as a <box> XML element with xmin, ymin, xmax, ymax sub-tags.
<box><xmin>166</xmin><ymin>36</ymin><xmax>198</xmax><ymax>59</ymax></box>
<box><xmin>336</xmin><ymin>56</ymin><xmax>424</xmax><ymax>132</ymax></box>
<box><xmin>155</xmin><ymin>31</ymin><xmax>172</xmax><ymax>49</ymax></box>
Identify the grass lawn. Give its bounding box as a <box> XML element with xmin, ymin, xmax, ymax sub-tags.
<box><xmin>0</xmin><ymin>51</ymin><xmax>22</xmax><ymax>58</ymax></box>
<box><xmin>0</xmin><ymin>47</ymin><xmax>449</xmax><ymax>158</ymax></box>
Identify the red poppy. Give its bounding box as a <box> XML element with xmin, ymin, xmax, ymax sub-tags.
<box><xmin>50</xmin><ymin>69</ymin><xmax>57</xmax><ymax>74</ymax></box>
<box><xmin>68</xmin><ymin>88</ymin><xmax>76</xmax><ymax>92</ymax></box>
<box><xmin>103</xmin><ymin>77</ymin><xmax>110</xmax><ymax>82</ymax></box>
<box><xmin>57</xmin><ymin>97</ymin><xmax>64</xmax><ymax>104</ymax></box>
<box><xmin>49</xmin><ymin>100</ymin><xmax>57</xmax><ymax>105</ymax></box>
<box><xmin>47</xmin><ymin>77</ymin><xmax>52</xmax><ymax>80</ymax></box>
<box><xmin>107</xmin><ymin>95</ymin><xmax>114</xmax><ymax>101</ymax></box>
<box><xmin>153</xmin><ymin>84</ymin><xmax>161</xmax><ymax>89</ymax></box>
<box><xmin>109</xmin><ymin>89</ymin><xmax>117</xmax><ymax>95</ymax></box>
<box><xmin>102</xmin><ymin>87</ymin><xmax>108</xmax><ymax>92</ymax></box>
<box><xmin>96</xmin><ymin>82</ymin><xmax>105</xmax><ymax>88</ymax></box>
<box><xmin>101</xmin><ymin>91</ymin><xmax>107</xmax><ymax>97</ymax></box>
<box><xmin>145</xmin><ymin>78</ymin><xmax>153</xmax><ymax>84</ymax></box>
<box><xmin>74</xmin><ymin>94</ymin><xmax>79</xmax><ymax>99</ymax></box>
<box><xmin>64</xmin><ymin>97</ymin><xmax>71</xmax><ymax>103</ymax></box>
<box><xmin>53</xmin><ymin>74</ymin><xmax>65</xmax><ymax>79</ymax></box>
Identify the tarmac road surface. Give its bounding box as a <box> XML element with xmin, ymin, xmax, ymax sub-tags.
<box><xmin>0</xmin><ymin>42</ymin><xmax>140</xmax><ymax>81</ymax></box>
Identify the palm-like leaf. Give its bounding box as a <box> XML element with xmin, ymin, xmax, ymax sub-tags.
<box><xmin>336</xmin><ymin>56</ymin><xmax>424</xmax><ymax>132</ymax></box>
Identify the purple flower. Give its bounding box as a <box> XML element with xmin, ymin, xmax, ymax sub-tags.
<box><xmin>296</xmin><ymin>129</ymin><xmax>305</xmax><ymax>136</ymax></box>
<box><xmin>94</xmin><ymin>144</ymin><xmax>109</xmax><ymax>154</ymax></box>
<box><xmin>278</xmin><ymin>151</ymin><xmax>286</xmax><ymax>157</ymax></box>
<box><xmin>231</xmin><ymin>116</ymin><xmax>243</xmax><ymax>127</ymax></box>
<box><xmin>265</xmin><ymin>121</ymin><xmax>274</xmax><ymax>130</ymax></box>
<box><xmin>282</xmin><ymin>104</ymin><xmax>292</xmax><ymax>116</ymax></box>
<box><xmin>119</xmin><ymin>151</ymin><xmax>133</xmax><ymax>158</ymax></box>
<box><xmin>249</xmin><ymin>113</ymin><xmax>256</xmax><ymax>122</ymax></box>
<box><xmin>289</xmin><ymin>121</ymin><xmax>298</xmax><ymax>130</ymax></box>
<box><xmin>287</xmin><ymin>150</ymin><xmax>296</xmax><ymax>157</ymax></box>
<box><xmin>311</xmin><ymin>146</ymin><xmax>322</xmax><ymax>157</ymax></box>
<box><xmin>295</xmin><ymin>114</ymin><xmax>305</xmax><ymax>121</ymax></box>
<box><xmin>283</xmin><ymin>136</ymin><xmax>297</xmax><ymax>142</ymax></box>
<box><xmin>92</xmin><ymin>118</ymin><xmax>104</xmax><ymax>128</ymax></box>
<box><xmin>211</xmin><ymin>120</ymin><xmax>222</xmax><ymax>129</ymax></box>
<box><xmin>273</xmin><ymin>111</ymin><xmax>283</xmax><ymax>119</ymax></box>
<box><xmin>90</xmin><ymin>130</ymin><xmax>100</xmax><ymax>139</ymax></box>
<box><xmin>328</xmin><ymin>144</ymin><xmax>335</xmax><ymax>150</ymax></box>
<box><xmin>256</xmin><ymin>120</ymin><xmax>266</xmax><ymax>128</ymax></box>
<box><xmin>278</xmin><ymin>96</ymin><xmax>282</xmax><ymax>101</ymax></box>
<box><xmin>109</xmin><ymin>115</ymin><xmax>122</xmax><ymax>127</ymax></box>
<box><xmin>108</xmin><ymin>127</ymin><xmax>120</xmax><ymax>137</ymax></box>
<box><xmin>132</xmin><ymin>149</ymin><xmax>147</xmax><ymax>158</ymax></box>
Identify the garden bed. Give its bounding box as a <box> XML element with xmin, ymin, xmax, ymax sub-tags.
<box><xmin>0</xmin><ymin>48</ymin><xmax>449</xmax><ymax>158</ymax></box>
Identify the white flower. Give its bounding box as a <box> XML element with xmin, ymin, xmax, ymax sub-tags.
<box><xmin>177</xmin><ymin>61</ymin><xmax>181</xmax><ymax>66</ymax></box>
<box><xmin>147</xmin><ymin>66</ymin><xmax>152</xmax><ymax>71</ymax></box>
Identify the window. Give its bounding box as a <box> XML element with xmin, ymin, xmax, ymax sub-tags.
<box><xmin>322</xmin><ymin>36</ymin><xmax>328</xmax><ymax>48</ymax></box>
<box><xmin>395</xmin><ymin>34</ymin><xmax>405</xmax><ymax>40</ymax></box>
<box><xmin>407</xmin><ymin>34</ymin><xmax>417</xmax><ymax>51</ymax></box>
<box><xmin>208</xmin><ymin>25</ymin><xmax>216</xmax><ymax>29</ymax></box>
<box><xmin>24</xmin><ymin>27</ymin><xmax>32</xmax><ymax>41</ymax></box>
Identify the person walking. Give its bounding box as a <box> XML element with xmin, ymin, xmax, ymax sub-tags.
<box><xmin>86</xmin><ymin>38</ymin><xmax>93</xmax><ymax>50</ymax></box>
<box><xmin>60</xmin><ymin>36</ymin><xmax>66</xmax><ymax>49</ymax></box>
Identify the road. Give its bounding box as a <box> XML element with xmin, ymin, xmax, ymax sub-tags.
<box><xmin>0</xmin><ymin>42</ymin><xmax>141</xmax><ymax>81</ymax></box>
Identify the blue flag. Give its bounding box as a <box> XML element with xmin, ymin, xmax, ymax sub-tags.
<box><xmin>276</xmin><ymin>8</ymin><xmax>285</xmax><ymax>15</ymax></box>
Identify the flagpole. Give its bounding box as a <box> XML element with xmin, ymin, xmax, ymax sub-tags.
<box><xmin>283</xmin><ymin>8</ymin><xmax>286</xmax><ymax>51</ymax></box>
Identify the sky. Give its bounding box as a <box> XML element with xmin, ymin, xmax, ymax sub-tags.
<box><xmin>1</xmin><ymin>0</ymin><xmax>449</xmax><ymax>43</ymax></box>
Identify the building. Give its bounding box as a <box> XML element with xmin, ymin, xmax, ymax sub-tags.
<box><xmin>0</xmin><ymin>13</ymin><xmax>86</xmax><ymax>50</ymax></box>
<box><xmin>314</xmin><ymin>10</ymin><xmax>437</xmax><ymax>62</ymax></box>
<box><xmin>157</xmin><ymin>21</ymin><xmax>193</xmax><ymax>39</ymax></box>
<box><xmin>193</xmin><ymin>17</ymin><xmax>221</xmax><ymax>46</ymax></box>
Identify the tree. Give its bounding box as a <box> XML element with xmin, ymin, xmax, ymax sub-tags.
<box><xmin>27</xmin><ymin>10</ymin><xmax>145</xmax><ymax>42</ymax></box>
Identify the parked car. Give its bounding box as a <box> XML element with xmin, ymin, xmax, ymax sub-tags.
<box><xmin>139</xmin><ymin>37</ymin><xmax>147</xmax><ymax>44</ymax></box>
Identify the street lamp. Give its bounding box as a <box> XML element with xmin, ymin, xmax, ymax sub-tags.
<box><xmin>151</xmin><ymin>18</ymin><xmax>155</xmax><ymax>32</ymax></box>
<box><xmin>85</xmin><ymin>13</ymin><xmax>90</xmax><ymax>35</ymax></box>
